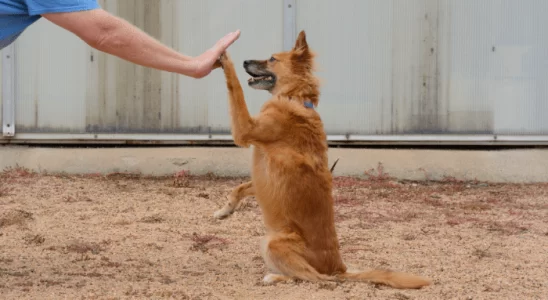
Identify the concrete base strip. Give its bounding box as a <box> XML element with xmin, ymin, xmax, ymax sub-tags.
<box><xmin>0</xmin><ymin>146</ymin><xmax>547</xmax><ymax>183</ymax></box>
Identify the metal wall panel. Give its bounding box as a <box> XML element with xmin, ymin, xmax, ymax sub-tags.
<box><xmin>10</xmin><ymin>0</ymin><xmax>282</xmax><ymax>135</ymax></box>
<box><xmin>2</xmin><ymin>44</ymin><xmax>15</xmax><ymax>137</ymax></box>
<box><xmin>440</xmin><ymin>0</ymin><xmax>548</xmax><ymax>135</ymax></box>
<box><xmin>2</xmin><ymin>0</ymin><xmax>548</xmax><ymax>143</ymax></box>
<box><xmin>174</xmin><ymin>0</ymin><xmax>283</xmax><ymax>134</ymax></box>
<box><xmin>297</xmin><ymin>0</ymin><xmax>444</xmax><ymax>134</ymax></box>
<box><xmin>297</xmin><ymin>0</ymin><xmax>548</xmax><ymax>136</ymax></box>
<box><xmin>85</xmin><ymin>0</ymin><xmax>175</xmax><ymax>133</ymax></box>
<box><xmin>14</xmin><ymin>18</ymin><xmax>89</xmax><ymax>133</ymax></box>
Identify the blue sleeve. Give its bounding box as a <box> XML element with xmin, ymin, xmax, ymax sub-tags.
<box><xmin>25</xmin><ymin>0</ymin><xmax>100</xmax><ymax>16</ymax></box>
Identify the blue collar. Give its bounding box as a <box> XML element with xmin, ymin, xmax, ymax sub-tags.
<box><xmin>288</xmin><ymin>96</ymin><xmax>314</xmax><ymax>109</ymax></box>
<box><xmin>304</xmin><ymin>101</ymin><xmax>315</xmax><ymax>109</ymax></box>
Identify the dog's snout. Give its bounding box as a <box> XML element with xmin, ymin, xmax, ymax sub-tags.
<box><xmin>243</xmin><ymin>60</ymin><xmax>251</xmax><ymax>68</ymax></box>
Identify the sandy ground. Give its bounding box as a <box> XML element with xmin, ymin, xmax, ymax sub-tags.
<box><xmin>0</xmin><ymin>168</ymin><xmax>547</xmax><ymax>300</ymax></box>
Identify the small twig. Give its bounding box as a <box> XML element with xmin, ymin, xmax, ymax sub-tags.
<box><xmin>330</xmin><ymin>158</ymin><xmax>340</xmax><ymax>173</ymax></box>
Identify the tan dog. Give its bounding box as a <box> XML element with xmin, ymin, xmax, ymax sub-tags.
<box><xmin>215</xmin><ymin>31</ymin><xmax>431</xmax><ymax>289</ymax></box>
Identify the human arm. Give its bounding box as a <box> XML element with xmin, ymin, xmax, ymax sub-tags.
<box><xmin>41</xmin><ymin>8</ymin><xmax>240</xmax><ymax>78</ymax></box>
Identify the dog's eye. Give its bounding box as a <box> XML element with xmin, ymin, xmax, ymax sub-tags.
<box><xmin>269</xmin><ymin>56</ymin><xmax>276</xmax><ymax>62</ymax></box>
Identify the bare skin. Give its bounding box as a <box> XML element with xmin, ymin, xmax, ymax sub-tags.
<box><xmin>41</xmin><ymin>8</ymin><xmax>240</xmax><ymax>79</ymax></box>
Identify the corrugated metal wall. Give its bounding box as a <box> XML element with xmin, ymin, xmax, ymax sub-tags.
<box><xmin>298</xmin><ymin>0</ymin><xmax>548</xmax><ymax>136</ymax></box>
<box><xmin>9</xmin><ymin>0</ymin><xmax>282</xmax><ymax>135</ymax></box>
<box><xmin>2</xmin><ymin>0</ymin><xmax>548</xmax><ymax>144</ymax></box>
<box><xmin>444</xmin><ymin>0</ymin><xmax>548</xmax><ymax>135</ymax></box>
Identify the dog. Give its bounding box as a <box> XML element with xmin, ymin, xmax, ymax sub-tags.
<box><xmin>215</xmin><ymin>30</ymin><xmax>431</xmax><ymax>289</ymax></box>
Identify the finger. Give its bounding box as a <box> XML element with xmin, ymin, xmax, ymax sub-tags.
<box><xmin>215</xmin><ymin>30</ymin><xmax>241</xmax><ymax>50</ymax></box>
<box><xmin>224</xmin><ymin>30</ymin><xmax>241</xmax><ymax>44</ymax></box>
<box><xmin>232</xmin><ymin>29</ymin><xmax>241</xmax><ymax>41</ymax></box>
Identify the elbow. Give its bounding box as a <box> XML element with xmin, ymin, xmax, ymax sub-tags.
<box><xmin>233</xmin><ymin>138</ymin><xmax>248</xmax><ymax>148</ymax></box>
<box><xmin>232</xmin><ymin>135</ymin><xmax>250</xmax><ymax>148</ymax></box>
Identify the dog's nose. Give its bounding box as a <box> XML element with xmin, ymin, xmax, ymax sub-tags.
<box><xmin>243</xmin><ymin>60</ymin><xmax>250</xmax><ymax>67</ymax></box>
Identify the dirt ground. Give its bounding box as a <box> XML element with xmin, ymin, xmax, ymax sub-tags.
<box><xmin>0</xmin><ymin>167</ymin><xmax>547</xmax><ymax>300</ymax></box>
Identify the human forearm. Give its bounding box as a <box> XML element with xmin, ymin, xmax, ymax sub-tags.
<box><xmin>42</xmin><ymin>8</ymin><xmax>240</xmax><ymax>78</ymax></box>
<box><xmin>89</xmin><ymin>12</ymin><xmax>199</xmax><ymax>76</ymax></box>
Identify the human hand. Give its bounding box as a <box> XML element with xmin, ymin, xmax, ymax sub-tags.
<box><xmin>191</xmin><ymin>30</ymin><xmax>241</xmax><ymax>78</ymax></box>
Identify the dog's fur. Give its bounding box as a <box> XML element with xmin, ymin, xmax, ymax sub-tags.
<box><xmin>215</xmin><ymin>31</ymin><xmax>431</xmax><ymax>289</ymax></box>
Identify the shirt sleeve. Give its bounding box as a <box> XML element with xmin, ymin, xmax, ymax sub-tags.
<box><xmin>25</xmin><ymin>0</ymin><xmax>100</xmax><ymax>16</ymax></box>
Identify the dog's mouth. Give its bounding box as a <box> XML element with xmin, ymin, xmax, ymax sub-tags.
<box><xmin>245</xmin><ymin>69</ymin><xmax>276</xmax><ymax>90</ymax></box>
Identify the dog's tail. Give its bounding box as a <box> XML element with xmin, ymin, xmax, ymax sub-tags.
<box><xmin>337</xmin><ymin>269</ymin><xmax>431</xmax><ymax>289</ymax></box>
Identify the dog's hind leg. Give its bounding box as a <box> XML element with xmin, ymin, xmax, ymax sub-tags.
<box><xmin>262</xmin><ymin>273</ymin><xmax>292</xmax><ymax>284</ymax></box>
<box><xmin>214</xmin><ymin>181</ymin><xmax>254</xmax><ymax>219</ymax></box>
<box><xmin>260</xmin><ymin>233</ymin><xmax>333</xmax><ymax>284</ymax></box>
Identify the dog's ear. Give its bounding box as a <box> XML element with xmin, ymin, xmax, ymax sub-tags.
<box><xmin>292</xmin><ymin>30</ymin><xmax>312</xmax><ymax>65</ymax></box>
<box><xmin>293</xmin><ymin>30</ymin><xmax>308</xmax><ymax>52</ymax></box>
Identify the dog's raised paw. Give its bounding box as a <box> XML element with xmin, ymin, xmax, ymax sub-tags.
<box><xmin>219</xmin><ymin>52</ymin><xmax>233</xmax><ymax>66</ymax></box>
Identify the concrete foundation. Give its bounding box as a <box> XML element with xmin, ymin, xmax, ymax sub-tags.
<box><xmin>1</xmin><ymin>146</ymin><xmax>547</xmax><ymax>183</ymax></box>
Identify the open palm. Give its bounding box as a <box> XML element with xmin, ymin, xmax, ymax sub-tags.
<box><xmin>192</xmin><ymin>30</ymin><xmax>241</xmax><ymax>78</ymax></box>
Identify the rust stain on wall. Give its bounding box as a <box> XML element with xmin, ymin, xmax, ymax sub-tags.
<box><xmin>159</xmin><ymin>0</ymin><xmax>181</xmax><ymax>130</ymax></box>
<box><xmin>87</xmin><ymin>0</ymin><xmax>168</xmax><ymax>133</ymax></box>
<box><xmin>117</xmin><ymin>0</ymin><xmax>162</xmax><ymax>132</ymax></box>
<box><xmin>416</xmin><ymin>0</ymin><xmax>442</xmax><ymax>132</ymax></box>
<box><xmin>387</xmin><ymin>0</ymin><xmax>493</xmax><ymax>134</ymax></box>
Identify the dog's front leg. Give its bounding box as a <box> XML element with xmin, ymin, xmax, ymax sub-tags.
<box><xmin>218</xmin><ymin>52</ymin><xmax>256</xmax><ymax>147</ymax></box>
<box><xmin>219</xmin><ymin>53</ymin><xmax>284</xmax><ymax>146</ymax></box>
